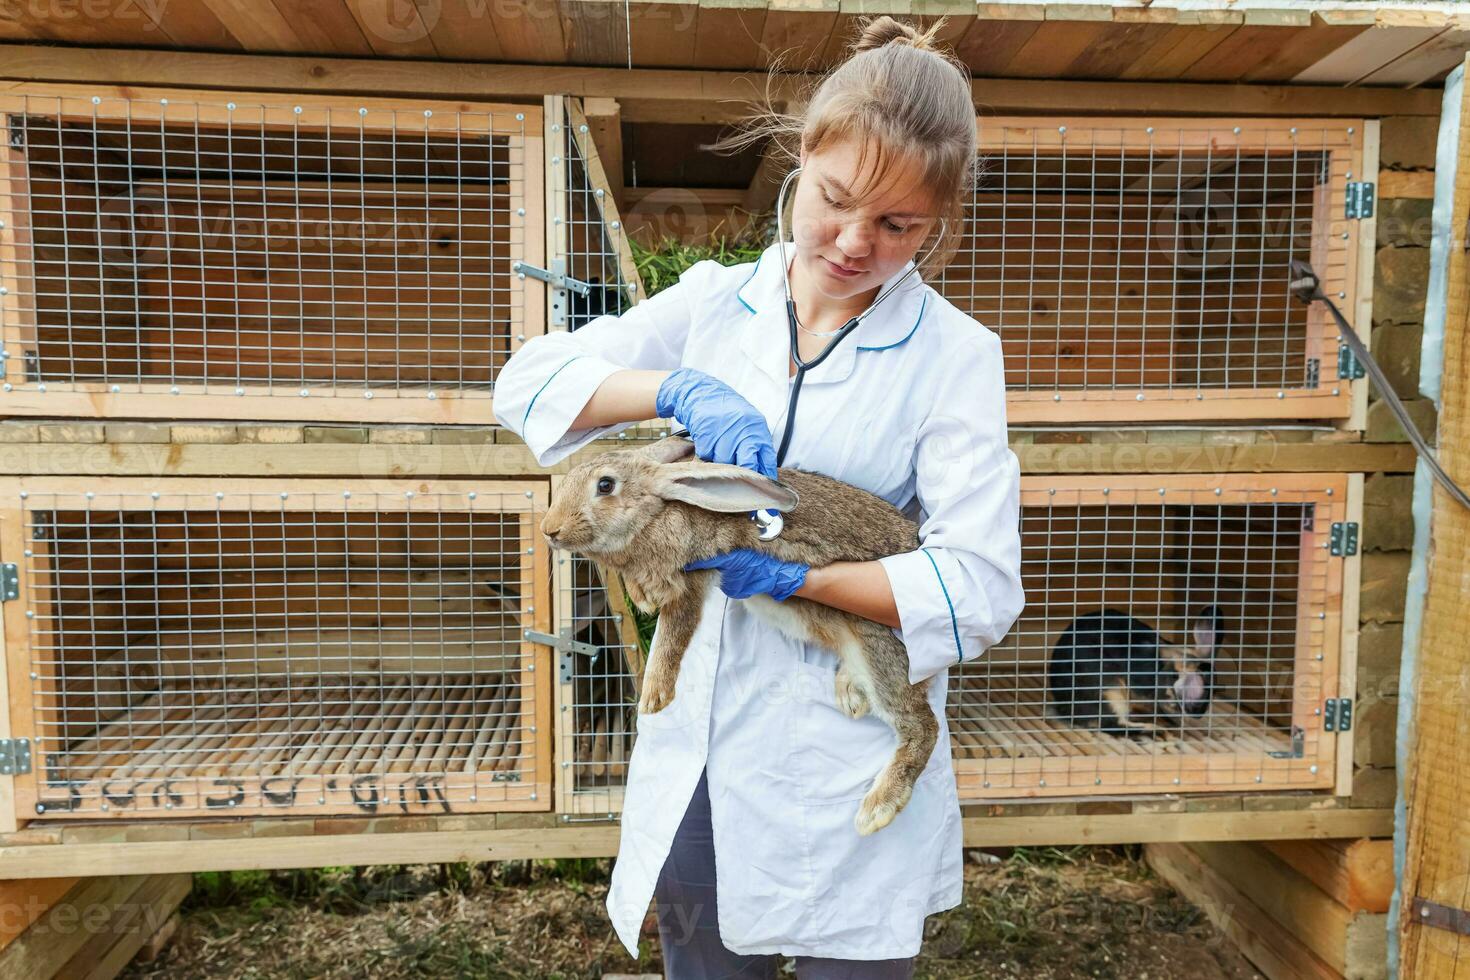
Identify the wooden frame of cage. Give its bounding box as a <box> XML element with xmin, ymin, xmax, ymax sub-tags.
<box><xmin>0</xmin><ymin>82</ymin><xmax>546</xmax><ymax>424</ymax></box>
<box><xmin>960</xmin><ymin>117</ymin><xmax>1376</xmax><ymax>426</ymax></box>
<box><xmin>0</xmin><ymin>477</ymin><xmax>553</xmax><ymax>827</ymax></box>
<box><xmin>951</xmin><ymin>472</ymin><xmax>1352</xmax><ymax>801</ymax></box>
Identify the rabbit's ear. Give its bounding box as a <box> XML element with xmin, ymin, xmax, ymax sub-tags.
<box><xmin>654</xmin><ymin>462</ymin><xmax>799</xmax><ymax>513</ymax></box>
<box><xmin>1192</xmin><ymin>606</ymin><xmax>1224</xmax><ymax>656</ymax></box>
<box><xmin>638</xmin><ymin>436</ymin><xmax>697</xmax><ymax>465</ymax></box>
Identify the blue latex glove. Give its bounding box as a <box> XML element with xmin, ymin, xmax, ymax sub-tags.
<box><xmin>656</xmin><ymin>367</ymin><xmax>778</xmax><ymax>480</ymax></box>
<box><xmin>685</xmin><ymin>548</ymin><xmax>810</xmax><ymax>602</ymax></box>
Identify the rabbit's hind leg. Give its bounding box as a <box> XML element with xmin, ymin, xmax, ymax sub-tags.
<box><xmin>849</xmin><ymin>626</ymin><xmax>938</xmax><ymax>836</ymax></box>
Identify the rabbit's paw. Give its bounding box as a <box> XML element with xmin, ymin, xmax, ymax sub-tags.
<box><xmin>638</xmin><ymin>668</ymin><xmax>677</xmax><ymax>715</ymax></box>
<box><xmin>834</xmin><ymin>666</ymin><xmax>871</xmax><ymax>720</ymax></box>
<box><xmin>855</xmin><ymin>770</ymin><xmax>914</xmax><ymax>836</ymax></box>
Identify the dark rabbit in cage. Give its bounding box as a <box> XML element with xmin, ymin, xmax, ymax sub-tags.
<box><xmin>1047</xmin><ymin>607</ymin><xmax>1224</xmax><ymax>738</ymax></box>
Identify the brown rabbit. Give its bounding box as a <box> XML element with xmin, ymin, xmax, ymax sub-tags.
<box><xmin>540</xmin><ymin>435</ymin><xmax>938</xmax><ymax>835</ymax></box>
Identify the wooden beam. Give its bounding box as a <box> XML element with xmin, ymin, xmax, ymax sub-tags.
<box><xmin>1380</xmin><ymin>169</ymin><xmax>1437</xmax><ymax>198</ymax></box>
<box><xmin>0</xmin><ymin>438</ymin><xmax>1418</xmax><ymax>478</ymax></box>
<box><xmin>582</xmin><ymin>96</ymin><xmax>625</xmax><ymax>211</ymax></box>
<box><xmin>1398</xmin><ymin>50</ymin><xmax>1470</xmax><ymax>978</ymax></box>
<box><xmin>0</xmin><ymin>806</ymin><xmax>1392</xmax><ymax>877</ymax></box>
<box><xmin>0</xmin><ymin>43</ymin><xmax>1443</xmax><ymax>118</ymax></box>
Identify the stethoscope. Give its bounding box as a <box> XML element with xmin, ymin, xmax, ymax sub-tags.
<box><xmin>750</xmin><ymin>167</ymin><xmax>946</xmax><ymax>541</ymax></box>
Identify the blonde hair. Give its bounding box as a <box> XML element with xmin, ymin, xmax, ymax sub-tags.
<box><xmin>717</xmin><ymin>16</ymin><xmax>976</xmax><ymax>276</ymax></box>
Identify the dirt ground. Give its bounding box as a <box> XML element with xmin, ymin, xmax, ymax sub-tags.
<box><xmin>123</xmin><ymin>846</ymin><xmax>1261</xmax><ymax>980</ymax></box>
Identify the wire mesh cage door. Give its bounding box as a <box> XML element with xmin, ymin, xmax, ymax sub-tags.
<box><xmin>0</xmin><ymin>85</ymin><xmax>544</xmax><ymax>422</ymax></box>
<box><xmin>0</xmin><ymin>478</ymin><xmax>552</xmax><ymax>822</ymax></box>
<box><xmin>950</xmin><ymin>473</ymin><xmax>1350</xmax><ymax>801</ymax></box>
<box><xmin>936</xmin><ymin>118</ymin><xmax>1369</xmax><ymax>423</ymax></box>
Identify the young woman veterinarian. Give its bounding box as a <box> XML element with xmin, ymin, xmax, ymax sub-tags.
<box><xmin>494</xmin><ymin>17</ymin><xmax>1024</xmax><ymax>978</ymax></box>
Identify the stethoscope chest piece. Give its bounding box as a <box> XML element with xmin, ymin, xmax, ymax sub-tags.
<box><xmin>752</xmin><ymin>508</ymin><xmax>784</xmax><ymax>541</ymax></box>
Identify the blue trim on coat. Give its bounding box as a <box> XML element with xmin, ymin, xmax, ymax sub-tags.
<box><xmin>522</xmin><ymin>355</ymin><xmax>587</xmax><ymax>430</ymax></box>
<box><xmin>735</xmin><ymin>252</ymin><xmax>764</xmax><ymax>314</ymax></box>
<box><xmin>857</xmin><ymin>293</ymin><xmax>927</xmax><ymax>351</ymax></box>
<box><xmin>921</xmin><ymin>548</ymin><xmax>964</xmax><ymax>664</ymax></box>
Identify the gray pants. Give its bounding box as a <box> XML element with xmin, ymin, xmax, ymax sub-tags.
<box><xmin>653</xmin><ymin>768</ymin><xmax>917</xmax><ymax>980</ymax></box>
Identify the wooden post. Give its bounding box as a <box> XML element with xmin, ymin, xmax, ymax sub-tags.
<box><xmin>1398</xmin><ymin>54</ymin><xmax>1470</xmax><ymax>978</ymax></box>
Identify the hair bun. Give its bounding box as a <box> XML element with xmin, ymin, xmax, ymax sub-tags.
<box><xmin>852</xmin><ymin>15</ymin><xmax>933</xmax><ymax>53</ymax></box>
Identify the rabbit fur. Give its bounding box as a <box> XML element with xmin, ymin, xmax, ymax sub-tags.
<box><xmin>540</xmin><ymin>435</ymin><xmax>938</xmax><ymax>836</ymax></box>
<box><xmin>1048</xmin><ymin>607</ymin><xmax>1223</xmax><ymax>740</ymax></box>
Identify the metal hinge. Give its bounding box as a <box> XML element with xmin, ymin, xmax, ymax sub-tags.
<box><xmin>1305</xmin><ymin>358</ymin><xmax>1320</xmax><ymax>389</ymax></box>
<box><xmin>0</xmin><ymin>564</ymin><xmax>17</xmax><ymax>602</ymax></box>
<box><xmin>0</xmin><ymin>738</ymin><xmax>32</xmax><ymax>775</ymax></box>
<box><xmin>1345</xmin><ymin>181</ymin><xmax>1375</xmax><ymax>219</ymax></box>
<box><xmin>491</xmin><ymin>771</ymin><xmax>522</xmax><ymax>783</ymax></box>
<box><xmin>1338</xmin><ymin>345</ymin><xmax>1366</xmax><ymax>380</ymax></box>
<box><xmin>1323</xmin><ymin>698</ymin><xmax>1353</xmax><ymax>732</ymax></box>
<box><xmin>1330</xmin><ymin>522</ymin><xmax>1360</xmax><ymax>556</ymax></box>
<box><xmin>7</xmin><ymin>120</ymin><xmax>21</xmax><ymax>149</ymax></box>
<box><xmin>512</xmin><ymin>259</ymin><xmax>591</xmax><ymax>328</ymax></box>
<box><xmin>1412</xmin><ymin>897</ymin><xmax>1470</xmax><ymax>937</ymax></box>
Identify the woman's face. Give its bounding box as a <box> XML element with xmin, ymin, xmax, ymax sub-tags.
<box><xmin>789</xmin><ymin>138</ymin><xmax>939</xmax><ymax>304</ymax></box>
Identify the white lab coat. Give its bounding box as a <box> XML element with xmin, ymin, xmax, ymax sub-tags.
<box><xmin>493</xmin><ymin>243</ymin><xmax>1025</xmax><ymax>960</ymax></box>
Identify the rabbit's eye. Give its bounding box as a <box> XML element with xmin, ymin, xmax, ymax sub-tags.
<box><xmin>596</xmin><ymin>476</ymin><xmax>616</xmax><ymax>495</ymax></box>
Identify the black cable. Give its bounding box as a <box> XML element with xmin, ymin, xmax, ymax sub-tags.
<box><xmin>1289</xmin><ymin>259</ymin><xmax>1470</xmax><ymax>511</ymax></box>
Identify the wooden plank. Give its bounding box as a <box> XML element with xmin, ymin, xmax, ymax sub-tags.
<box><xmin>416</xmin><ymin>0</ymin><xmax>507</xmax><ymax>62</ymax></box>
<box><xmin>0</xmin><ymin>806</ymin><xmax>1393</xmax><ymax>878</ymax></box>
<box><xmin>146</xmin><ymin>1</ymin><xmax>244</xmax><ymax>51</ymax></box>
<box><xmin>1398</xmin><ymin>51</ymin><xmax>1470</xmax><ymax>980</ymax></box>
<box><xmin>758</xmin><ymin>0</ymin><xmax>840</xmax><ymax>68</ymax></box>
<box><xmin>1292</xmin><ymin>25</ymin><xmax>1443</xmax><ymax>85</ymax></box>
<box><xmin>693</xmin><ymin>0</ymin><xmax>768</xmax><ymax>71</ymax></box>
<box><xmin>1380</xmin><ymin>170</ymin><xmax>1436</xmax><ymax>199</ymax></box>
<box><xmin>0</xmin><ymin>43</ymin><xmax>1442</xmax><ymax>117</ymax></box>
<box><xmin>1190</xmin><ymin>840</ymin><xmax>1356</xmax><ymax>974</ymax></box>
<box><xmin>486</xmin><ymin>0</ymin><xmax>569</xmax><ymax>64</ymax></box>
<box><xmin>569</xmin><ymin>99</ymin><xmax>644</xmax><ymax>295</ymax></box>
<box><xmin>71</xmin><ymin>875</ymin><xmax>191</xmax><ymax>980</ymax></box>
<box><xmin>1358</xmin><ymin>28</ymin><xmax>1470</xmax><ymax>89</ymax></box>
<box><xmin>1148</xmin><ymin>842</ymin><xmax>1342</xmax><ymax>980</ymax></box>
<box><xmin>0</xmin><ymin>439</ymin><xmax>1419</xmax><ymax>479</ymax></box>
<box><xmin>1349</xmin><ymin>120</ymin><xmax>1380</xmax><ymax>434</ymax></box>
<box><xmin>582</xmin><ymin>97</ymin><xmax>625</xmax><ymax>210</ymax></box>
<box><xmin>341</xmin><ymin>0</ymin><xmax>440</xmax><ymax>59</ymax></box>
<box><xmin>0</xmin><ymin>875</ymin><xmax>146</xmax><ymax>978</ymax></box>
<box><xmin>263</xmin><ymin>0</ymin><xmax>376</xmax><ymax>56</ymax></box>
<box><xmin>199</xmin><ymin>0</ymin><xmax>306</xmax><ymax>51</ymax></box>
<box><xmin>0</xmin><ymin>876</ymin><xmax>78</xmax><ymax>951</ymax></box>
<box><xmin>1262</xmin><ymin>838</ymin><xmax>1395</xmax><ymax>914</ymax></box>
<box><xmin>1240</xmin><ymin>19</ymin><xmax>1373</xmax><ymax>84</ymax></box>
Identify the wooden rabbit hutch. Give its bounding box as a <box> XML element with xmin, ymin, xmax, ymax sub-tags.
<box><xmin>0</xmin><ymin>478</ymin><xmax>551</xmax><ymax>820</ymax></box>
<box><xmin>0</xmin><ymin>86</ymin><xmax>543</xmax><ymax>423</ymax></box>
<box><xmin>0</xmin><ymin>3</ymin><xmax>1449</xmax><ymax>882</ymax></box>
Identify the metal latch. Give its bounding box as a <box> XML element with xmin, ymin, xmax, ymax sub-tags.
<box><xmin>1305</xmin><ymin>358</ymin><xmax>1320</xmax><ymax>389</ymax></box>
<box><xmin>1345</xmin><ymin>181</ymin><xmax>1375</xmax><ymax>219</ymax></box>
<box><xmin>1412</xmin><ymin>897</ymin><xmax>1470</xmax><ymax>938</ymax></box>
<box><xmin>0</xmin><ymin>738</ymin><xmax>32</xmax><ymax>775</ymax></box>
<box><xmin>1330</xmin><ymin>522</ymin><xmax>1359</xmax><ymax>556</ymax></box>
<box><xmin>1338</xmin><ymin>345</ymin><xmax>1366</xmax><ymax>380</ymax></box>
<box><xmin>0</xmin><ymin>564</ymin><xmax>17</xmax><ymax>602</ymax></box>
<box><xmin>512</xmin><ymin>259</ymin><xmax>592</xmax><ymax>329</ymax></box>
<box><xmin>1323</xmin><ymin>698</ymin><xmax>1353</xmax><ymax>732</ymax></box>
<box><xmin>491</xmin><ymin>771</ymin><xmax>522</xmax><ymax>782</ymax></box>
<box><xmin>525</xmin><ymin>628</ymin><xmax>602</xmax><ymax>683</ymax></box>
<box><xmin>1268</xmin><ymin>726</ymin><xmax>1306</xmax><ymax>759</ymax></box>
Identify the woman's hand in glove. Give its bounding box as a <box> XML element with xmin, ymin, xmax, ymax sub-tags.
<box><xmin>685</xmin><ymin>549</ymin><xmax>810</xmax><ymax>602</ymax></box>
<box><xmin>656</xmin><ymin>367</ymin><xmax>778</xmax><ymax>480</ymax></box>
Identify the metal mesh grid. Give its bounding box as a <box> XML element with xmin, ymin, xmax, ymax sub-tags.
<box><xmin>553</xmin><ymin>101</ymin><xmax>638</xmax><ymax>332</ymax></box>
<box><xmin>557</xmin><ymin>554</ymin><xmax>639</xmax><ymax>819</ymax></box>
<box><xmin>11</xmin><ymin>483</ymin><xmax>546</xmax><ymax>819</ymax></box>
<box><xmin>935</xmin><ymin>120</ymin><xmax>1359</xmax><ymax>414</ymax></box>
<box><xmin>950</xmin><ymin>477</ymin><xmax>1344</xmax><ymax>799</ymax></box>
<box><xmin>0</xmin><ymin>92</ymin><xmax>531</xmax><ymax>410</ymax></box>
